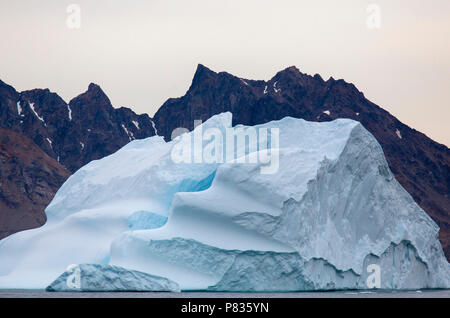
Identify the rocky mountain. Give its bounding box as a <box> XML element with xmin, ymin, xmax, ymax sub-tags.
<box><xmin>0</xmin><ymin>80</ymin><xmax>157</xmax><ymax>173</ymax></box>
<box><xmin>154</xmin><ymin>64</ymin><xmax>450</xmax><ymax>259</ymax></box>
<box><xmin>0</xmin><ymin>80</ymin><xmax>157</xmax><ymax>237</ymax></box>
<box><xmin>0</xmin><ymin>128</ymin><xmax>70</xmax><ymax>239</ymax></box>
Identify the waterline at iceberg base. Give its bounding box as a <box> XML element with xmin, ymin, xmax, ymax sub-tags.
<box><xmin>0</xmin><ymin>112</ymin><xmax>449</xmax><ymax>291</ymax></box>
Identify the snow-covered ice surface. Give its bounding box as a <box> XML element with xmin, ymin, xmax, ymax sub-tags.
<box><xmin>46</xmin><ymin>264</ymin><xmax>180</xmax><ymax>292</ymax></box>
<box><xmin>0</xmin><ymin>112</ymin><xmax>448</xmax><ymax>291</ymax></box>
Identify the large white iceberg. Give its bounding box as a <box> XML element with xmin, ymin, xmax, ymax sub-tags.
<box><xmin>0</xmin><ymin>112</ymin><xmax>448</xmax><ymax>290</ymax></box>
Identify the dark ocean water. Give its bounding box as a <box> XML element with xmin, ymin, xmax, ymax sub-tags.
<box><xmin>0</xmin><ymin>289</ymin><xmax>449</xmax><ymax>298</ymax></box>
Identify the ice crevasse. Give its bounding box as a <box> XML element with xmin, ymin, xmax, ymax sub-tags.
<box><xmin>0</xmin><ymin>112</ymin><xmax>448</xmax><ymax>291</ymax></box>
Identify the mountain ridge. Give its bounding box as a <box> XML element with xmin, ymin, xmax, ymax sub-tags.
<box><xmin>0</xmin><ymin>80</ymin><xmax>157</xmax><ymax>172</ymax></box>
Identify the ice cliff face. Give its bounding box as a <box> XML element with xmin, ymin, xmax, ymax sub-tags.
<box><xmin>46</xmin><ymin>264</ymin><xmax>180</xmax><ymax>292</ymax></box>
<box><xmin>0</xmin><ymin>112</ymin><xmax>448</xmax><ymax>290</ymax></box>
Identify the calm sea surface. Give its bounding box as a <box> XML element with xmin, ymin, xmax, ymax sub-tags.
<box><xmin>0</xmin><ymin>289</ymin><xmax>449</xmax><ymax>298</ymax></box>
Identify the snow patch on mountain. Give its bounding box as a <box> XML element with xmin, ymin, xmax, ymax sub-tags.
<box><xmin>273</xmin><ymin>81</ymin><xmax>281</xmax><ymax>93</ymax></box>
<box><xmin>29</xmin><ymin>102</ymin><xmax>45</xmax><ymax>124</ymax></box>
<box><xmin>67</xmin><ymin>105</ymin><xmax>72</xmax><ymax>121</ymax></box>
<box><xmin>121</xmin><ymin>124</ymin><xmax>134</xmax><ymax>141</ymax></box>
<box><xmin>150</xmin><ymin>120</ymin><xmax>158</xmax><ymax>135</ymax></box>
<box><xmin>17</xmin><ymin>101</ymin><xmax>23</xmax><ymax>116</ymax></box>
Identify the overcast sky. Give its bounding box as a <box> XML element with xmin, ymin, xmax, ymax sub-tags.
<box><xmin>0</xmin><ymin>0</ymin><xmax>449</xmax><ymax>145</ymax></box>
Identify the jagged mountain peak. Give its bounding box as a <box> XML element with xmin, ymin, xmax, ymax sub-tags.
<box><xmin>0</xmin><ymin>78</ymin><xmax>157</xmax><ymax>173</ymax></box>
<box><xmin>0</xmin><ymin>79</ymin><xmax>18</xmax><ymax>99</ymax></box>
<box><xmin>273</xmin><ymin>65</ymin><xmax>302</xmax><ymax>78</ymax></box>
<box><xmin>189</xmin><ymin>64</ymin><xmax>357</xmax><ymax>94</ymax></box>
<box><xmin>87</xmin><ymin>82</ymin><xmax>102</xmax><ymax>92</ymax></box>
<box><xmin>20</xmin><ymin>88</ymin><xmax>64</xmax><ymax>106</ymax></box>
<box><xmin>191</xmin><ymin>64</ymin><xmax>258</xmax><ymax>87</ymax></box>
<box><xmin>0</xmin><ymin>79</ymin><xmax>15</xmax><ymax>90</ymax></box>
<box><xmin>69</xmin><ymin>82</ymin><xmax>111</xmax><ymax>108</ymax></box>
<box><xmin>190</xmin><ymin>64</ymin><xmax>219</xmax><ymax>88</ymax></box>
<box><xmin>21</xmin><ymin>88</ymin><xmax>51</xmax><ymax>94</ymax></box>
<box><xmin>195</xmin><ymin>63</ymin><xmax>215</xmax><ymax>74</ymax></box>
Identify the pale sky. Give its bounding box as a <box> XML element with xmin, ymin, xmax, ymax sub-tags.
<box><xmin>0</xmin><ymin>0</ymin><xmax>449</xmax><ymax>146</ymax></box>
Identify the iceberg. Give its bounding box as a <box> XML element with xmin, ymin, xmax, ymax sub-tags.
<box><xmin>0</xmin><ymin>112</ymin><xmax>448</xmax><ymax>291</ymax></box>
<box><xmin>46</xmin><ymin>264</ymin><xmax>180</xmax><ymax>292</ymax></box>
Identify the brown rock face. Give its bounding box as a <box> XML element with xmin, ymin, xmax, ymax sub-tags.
<box><xmin>0</xmin><ymin>128</ymin><xmax>70</xmax><ymax>239</ymax></box>
<box><xmin>154</xmin><ymin>64</ymin><xmax>450</xmax><ymax>260</ymax></box>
